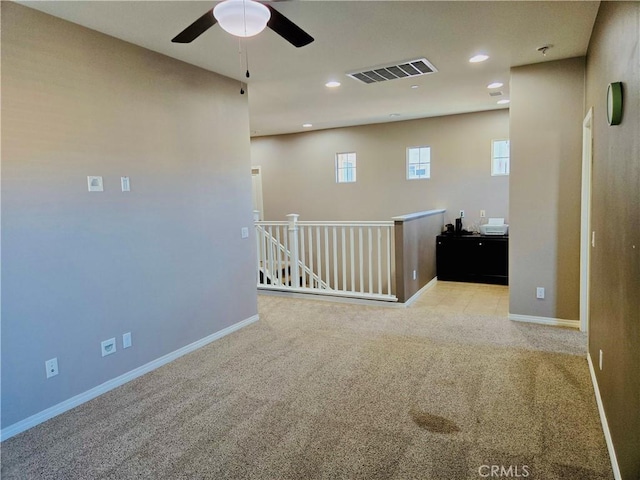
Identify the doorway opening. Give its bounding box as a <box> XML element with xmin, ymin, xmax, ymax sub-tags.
<box><xmin>252</xmin><ymin>166</ymin><xmax>264</xmax><ymax>221</ymax></box>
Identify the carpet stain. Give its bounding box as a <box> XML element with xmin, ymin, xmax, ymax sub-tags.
<box><xmin>409</xmin><ymin>408</ymin><xmax>460</xmax><ymax>434</ymax></box>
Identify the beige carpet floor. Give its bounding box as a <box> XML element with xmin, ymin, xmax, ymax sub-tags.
<box><xmin>1</xmin><ymin>282</ymin><xmax>613</xmax><ymax>479</ymax></box>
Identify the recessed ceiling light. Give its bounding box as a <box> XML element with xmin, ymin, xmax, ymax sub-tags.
<box><xmin>389</xmin><ymin>113</ymin><xmax>401</xmax><ymax>118</ymax></box>
<box><xmin>487</xmin><ymin>82</ymin><xmax>503</xmax><ymax>89</ymax></box>
<box><xmin>469</xmin><ymin>54</ymin><xmax>489</xmax><ymax>63</ymax></box>
<box><xmin>325</xmin><ymin>81</ymin><xmax>341</xmax><ymax>88</ymax></box>
<box><xmin>497</xmin><ymin>99</ymin><xmax>510</xmax><ymax>105</ymax></box>
<box><xmin>411</xmin><ymin>85</ymin><xmax>419</xmax><ymax>89</ymax></box>
<box><xmin>302</xmin><ymin>123</ymin><xmax>313</xmax><ymax>128</ymax></box>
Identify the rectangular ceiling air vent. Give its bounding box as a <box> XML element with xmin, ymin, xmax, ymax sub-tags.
<box><xmin>489</xmin><ymin>91</ymin><xmax>503</xmax><ymax>97</ymax></box>
<box><xmin>347</xmin><ymin>58</ymin><xmax>438</xmax><ymax>85</ymax></box>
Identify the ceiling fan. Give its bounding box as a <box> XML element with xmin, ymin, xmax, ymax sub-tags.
<box><xmin>172</xmin><ymin>0</ymin><xmax>314</xmax><ymax>48</ymax></box>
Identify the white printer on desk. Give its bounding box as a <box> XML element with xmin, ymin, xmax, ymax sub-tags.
<box><xmin>480</xmin><ymin>217</ymin><xmax>509</xmax><ymax>236</ymax></box>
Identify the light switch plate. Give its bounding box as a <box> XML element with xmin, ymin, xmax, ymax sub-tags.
<box><xmin>123</xmin><ymin>332</ymin><xmax>132</xmax><ymax>349</ymax></box>
<box><xmin>87</xmin><ymin>176</ymin><xmax>104</xmax><ymax>192</ymax></box>
<box><xmin>241</xmin><ymin>227</ymin><xmax>249</xmax><ymax>239</ymax></box>
<box><xmin>121</xmin><ymin>177</ymin><xmax>130</xmax><ymax>192</ymax></box>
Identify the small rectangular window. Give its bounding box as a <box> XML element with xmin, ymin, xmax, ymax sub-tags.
<box><xmin>336</xmin><ymin>152</ymin><xmax>357</xmax><ymax>183</ymax></box>
<box><xmin>491</xmin><ymin>139</ymin><xmax>510</xmax><ymax>176</ymax></box>
<box><xmin>407</xmin><ymin>146</ymin><xmax>431</xmax><ymax>180</ymax></box>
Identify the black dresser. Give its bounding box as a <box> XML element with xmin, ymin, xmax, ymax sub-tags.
<box><xmin>436</xmin><ymin>234</ymin><xmax>508</xmax><ymax>285</ymax></box>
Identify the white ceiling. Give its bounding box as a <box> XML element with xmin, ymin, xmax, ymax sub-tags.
<box><xmin>20</xmin><ymin>1</ymin><xmax>600</xmax><ymax>137</ymax></box>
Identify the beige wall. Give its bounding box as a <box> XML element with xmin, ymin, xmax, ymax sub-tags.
<box><xmin>585</xmin><ymin>3</ymin><xmax>640</xmax><ymax>478</ymax></box>
<box><xmin>1</xmin><ymin>3</ymin><xmax>257</xmax><ymax>429</ymax></box>
<box><xmin>251</xmin><ymin>110</ymin><xmax>509</xmax><ymax>225</ymax></box>
<box><xmin>509</xmin><ymin>57</ymin><xmax>585</xmax><ymax>321</ymax></box>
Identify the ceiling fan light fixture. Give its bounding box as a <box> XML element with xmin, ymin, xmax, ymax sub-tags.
<box><xmin>213</xmin><ymin>0</ymin><xmax>271</xmax><ymax>38</ymax></box>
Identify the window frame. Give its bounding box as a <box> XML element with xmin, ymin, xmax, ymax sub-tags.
<box><xmin>335</xmin><ymin>152</ymin><xmax>357</xmax><ymax>183</ymax></box>
<box><xmin>406</xmin><ymin>145</ymin><xmax>431</xmax><ymax>180</ymax></box>
<box><xmin>491</xmin><ymin>139</ymin><xmax>510</xmax><ymax>176</ymax></box>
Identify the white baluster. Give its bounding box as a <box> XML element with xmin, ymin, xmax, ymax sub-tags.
<box><xmin>256</xmin><ymin>226</ymin><xmax>261</xmax><ymax>284</ymax></box>
<box><xmin>286</xmin><ymin>214</ymin><xmax>300</xmax><ymax>288</ymax></box>
<box><xmin>300</xmin><ymin>227</ymin><xmax>306</xmax><ymax>288</ymax></box>
<box><xmin>308</xmin><ymin>226</ymin><xmax>314</xmax><ymax>287</ymax></box>
<box><xmin>341</xmin><ymin>227</ymin><xmax>347</xmax><ymax>290</ymax></box>
<box><xmin>268</xmin><ymin>225</ymin><xmax>275</xmax><ymax>284</ymax></box>
<box><xmin>377</xmin><ymin>227</ymin><xmax>382</xmax><ymax>294</ymax></box>
<box><xmin>359</xmin><ymin>227</ymin><xmax>364</xmax><ymax>293</ymax></box>
<box><xmin>316</xmin><ymin>226</ymin><xmax>322</xmax><ymax>285</ymax></box>
<box><xmin>324</xmin><ymin>227</ymin><xmax>329</xmax><ymax>289</ymax></box>
<box><xmin>368</xmin><ymin>227</ymin><xmax>373</xmax><ymax>294</ymax></box>
<box><xmin>333</xmin><ymin>227</ymin><xmax>338</xmax><ymax>290</ymax></box>
<box><xmin>350</xmin><ymin>227</ymin><xmax>355</xmax><ymax>292</ymax></box>
<box><xmin>275</xmin><ymin>226</ymin><xmax>282</xmax><ymax>285</ymax></box>
<box><xmin>386</xmin><ymin>227</ymin><xmax>391</xmax><ymax>295</ymax></box>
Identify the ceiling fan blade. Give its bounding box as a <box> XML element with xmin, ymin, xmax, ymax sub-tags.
<box><xmin>265</xmin><ymin>5</ymin><xmax>314</xmax><ymax>48</ymax></box>
<box><xmin>172</xmin><ymin>9</ymin><xmax>217</xmax><ymax>43</ymax></box>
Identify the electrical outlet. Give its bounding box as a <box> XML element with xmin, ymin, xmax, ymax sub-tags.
<box><xmin>536</xmin><ymin>287</ymin><xmax>545</xmax><ymax>299</ymax></box>
<box><xmin>412</xmin><ymin>270</ymin><xmax>417</xmax><ymax>280</ymax></box>
<box><xmin>123</xmin><ymin>332</ymin><xmax>132</xmax><ymax>349</ymax></box>
<box><xmin>599</xmin><ymin>349</ymin><xmax>603</xmax><ymax>370</ymax></box>
<box><xmin>101</xmin><ymin>338</ymin><xmax>117</xmax><ymax>357</ymax></box>
<box><xmin>45</xmin><ymin>358</ymin><xmax>59</xmax><ymax>378</ymax></box>
<box><xmin>459</xmin><ymin>210</ymin><xmax>465</xmax><ymax>218</ymax></box>
<box><xmin>480</xmin><ymin>210</ymin><xmax>486</xmax><ymax>218</ymax></box>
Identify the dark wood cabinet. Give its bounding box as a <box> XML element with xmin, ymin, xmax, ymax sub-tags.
<box><xmin>436</xmin><ymin>234</ymin><xmax>508</xmax><ymax>285</ymax></box>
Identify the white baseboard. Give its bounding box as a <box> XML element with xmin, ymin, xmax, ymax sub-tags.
<box><xmin>257</xmin><ymin>290</ymin><xmax>402</xmax><ymax>307</ymax></box>
<box><xmin>587</xmin><ymin>353</ymin><xmax>622</xmax><ymax>480</ymax></box>
<box><xmin>258</xmin><ymin>277</ymin><xmax>437</xmax><ymax>309</ymax></box>
<box><xmin>0</xmin><ymin>314</ymin><xmax>259</xmax><ymax>442</ymax></box>
<box><xmin>508</xmin><ymin>313</ymin><xmax>580</xmax><ymax>329</ymax></box>
<box><xmin>403</xmin><ymin>277</ymin><xmax>438</xmax><ymax>307</ymax></box>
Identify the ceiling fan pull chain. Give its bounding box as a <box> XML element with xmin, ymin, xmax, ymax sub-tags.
<box><xmin>242</xmin><ymin>0</ymin><xmax>247</xmax><ymax>37</ymax></box>
<box><xmin>246</xmin><ymin>45</ymin><xmax>250</xmax><ymax>79</ymax></box>
<box><xmin>238</xmin><ymin>38</ymin><xmax>246</xmax><ymax>94</ymax></box>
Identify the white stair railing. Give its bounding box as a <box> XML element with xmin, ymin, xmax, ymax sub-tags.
<box><xmin>255</xmin><ymin>214</ymin><xmax>396</xmax><ymax>302</ymax></box>
<box><xmin>256</xmin><ymin>221</ymin><xmax>329</xmax><ymax>289</ymax></box>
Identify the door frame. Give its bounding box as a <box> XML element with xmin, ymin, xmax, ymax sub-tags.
<box><xmin>579</xmin><ymin>108</ymin><xmax>593</xmax><ymax>333</ymax></box>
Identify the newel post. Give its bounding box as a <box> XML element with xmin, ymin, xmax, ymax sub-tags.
<box><xmin>286</xmin><ymin>213</ymin><xmax>300</xmax><ymax>288</ymax></box>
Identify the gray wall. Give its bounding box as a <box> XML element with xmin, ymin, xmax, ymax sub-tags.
<box><xmin>509</xmin><ymin>57</ymin><xmax>585</xmax><ymax>321</ymax></box>
<box><xmin>585</xmin><ymin>2</ymin><xmax>640</xmax><ymax>478</ymax></box>
<box><xmin>1</xmin><ymin>3</ymin><xmax>257</xmax><ymax>429</ymax></box>
<box><xmin>251</xmin><ymin>110</ymin><xmax>509</xmax><ymax>225</ymax></box>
